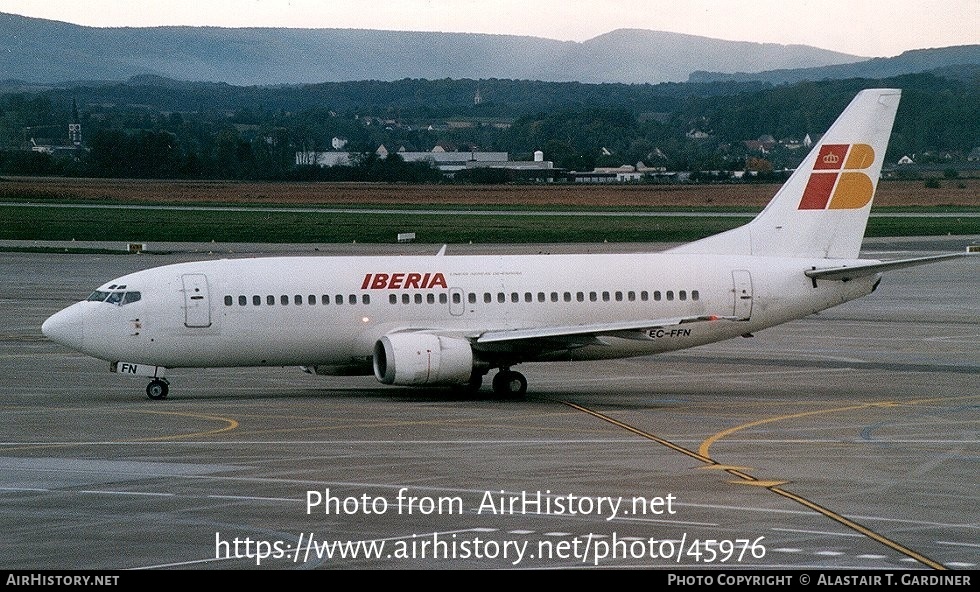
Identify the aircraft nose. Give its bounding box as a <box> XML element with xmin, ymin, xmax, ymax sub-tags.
<box><xmin>42</xmin><ymin>304</ymin><xmax>86</xmax><ymax>351</ymax></box>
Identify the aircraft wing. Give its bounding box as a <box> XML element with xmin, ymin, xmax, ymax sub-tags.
<box><xmin>805</xmin><ymin>253</ymin><xmax>969</xmax><ymax>281</ymax></box>
<box><xmin>474</xmin><ymin>314</ymin><xmax>737</xmax><ymax>347</ymax></box>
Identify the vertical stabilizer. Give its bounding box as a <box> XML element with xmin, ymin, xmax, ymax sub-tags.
<box><xmin>669</xmin><ymin>89</ymin><xmax>901</xmax><ymax>259</ymax></box>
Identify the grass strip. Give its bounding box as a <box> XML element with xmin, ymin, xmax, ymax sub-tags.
<box><xmin>2</xmin><ymin>205</ymin><xmax>977</xmax><ymax>244</ymax></box>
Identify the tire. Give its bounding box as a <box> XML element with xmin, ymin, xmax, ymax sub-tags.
<box><xmin>492</xmin><ymin>370</ymin><xmax>527</xmax><ymax>398</ymax></box>
<box><xmin>146</xmin><ymin>380</ymin><xmax>169</xmax><ymax>400</ymax></box>
<box><xmin>467</xmin><ymin>370</ymin><xmax>484</xmax><ymax>392</ymax></box>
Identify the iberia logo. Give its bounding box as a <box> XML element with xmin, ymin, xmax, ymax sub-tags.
<box><xmin>798</xmin><ymin>144</ymin><xmax>875</xmax><ymax>210</ymax></box>
<box><xmin>361</xmin><ymin>273</ymin><xmax>447</xmax><ymax>289</ymax></box>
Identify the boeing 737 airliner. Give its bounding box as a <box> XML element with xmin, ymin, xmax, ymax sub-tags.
<box><xmin>41</xmin><ymin>89</ymin><xmax>968</xmax><ymax>399</ymax></box>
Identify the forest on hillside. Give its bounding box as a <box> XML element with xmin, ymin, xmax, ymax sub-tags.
<box><xmin>0</xmin><ymin>71</ymin><xmax>976</xmax><ymax>180</ymax></box>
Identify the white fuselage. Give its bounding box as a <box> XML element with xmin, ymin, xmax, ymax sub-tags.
<box><xmin>45</xmin><ymin>251</ymin><xmax>878</xmax><ymax>372</ymax></box>
<box><xmin>38</xmin><ymin>89</ymin><xmax>913</xmax><ymax>397</ymax></box>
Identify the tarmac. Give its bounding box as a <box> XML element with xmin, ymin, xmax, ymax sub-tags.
<box><xmin>0</xmin><ymin>237</ymin><xmax>976</xmax><ymax>569</ymax></box>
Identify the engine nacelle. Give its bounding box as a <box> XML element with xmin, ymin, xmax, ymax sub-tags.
<box><xmin>373</xmin><ymin>333</ymin><xmax>473</xmax><ymax>386</ymax></box>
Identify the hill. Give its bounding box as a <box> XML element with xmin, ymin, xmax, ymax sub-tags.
<box><xmin>0</xmin><ymin>13</ymin><xmax>861</xmax><ymax>85</ymax></box>
<box><xmin>690</xmin><ymin>45</ymin><xmax>980</xmax><ymax>84</ymax></box>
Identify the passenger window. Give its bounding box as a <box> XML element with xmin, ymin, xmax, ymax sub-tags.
<box><xmin>238</xmin><ymin>295</ymin><xmax>247</xmax><ymax>306</ymax></box>
<box><xmin>484</xmin><ymin>293</ymin><xmax>492</xmax><ymax>303</ymax></box>
<box><xmin>427</xmin><ymin>294</ymin><xmax>435</xmax><ymax>304</ymax></box>
<box><xmin>440</xmin><ymin>293</ymin><xmax>448</xmax><ymax>304</ymax></box>
<box><xmin>362</xmin><ymin>295</ymin><xmax>370</xmax><ymax>304</ymax></box>
<box><xmin>468</xmin><ymin>293</ymin><xmax>476</xmax><ymax>304</ymax></box>
<box><xmin>654</xmin><ymin>291</ymin><xmax>661</xmax><ymax>301</ymax></box>
<box><xmin>281</xmin><ymin>295</ymin><xmax>289</xmax><ymax>305</ymax></box>
<box><xmin>550</xmin><ymin>292</ymin><xmax>559</xmax><ymax>302</ymax></box>
<box><xmin>537</xmin><ymin>292</ymin><xmax>545</xmax><ymax>302</ymax></box>
<box><xmin>402</xmin><ymin>294</ymin><xmax>410</xmax><ymax>304</ymax></box>
<box><xmin>602</xmin><ymin>291</ymin><xmax>610</xmax><ymax>302</ymax></box>
<box><xmin>576</xmin><ymin>292</ymin><xmax>584</xmax><ymax>302</ymax></box>
<box><xmin>692</xmin><ymin>290</ymin><xmax>700</xmax><ymax>301</ymax></box>
<box><xmin>589</xmin><ymin>292</ymin><xmax>597</xmax><ymax>302</ymax></box>
<box><xmin>641</xmin><ymin>291</ymin><xmax>648</xmax><ymax>301</ymax></box>
<box><xmin>666</xmin><ymin>291</ymin><xmax>674</xmax><ymax>301</ymax></box>
<box><xmin>268</xmin><ymin>295</ymin><xmax>276</xmax><ymax>305</ymax></box>
<box><xmin>389</xmin><ymin>294</ymin><xmax>397</xmax><ymax>304</ymax></box>
<box><xmin>497</xmin><ymin>293</ymin><xmax>505</xmax><ymax>303</ymax></box>
<box><xmin>511</xmin><ymin>292</ymin><xmax>519</xmax><ymax>303</ymax></box>
<box><xmin>563</xmin><ymin>292</ymin><xmax>571</xmax><ymax>302</ymax></box>
<box><xmin>253</xmin><ymin>295</ymin><xmax>261</xmax><ymax>306</ymax></box>
<box><xmin>294</xmin><ymin>295</ymin><xmax>302</xmax><ymax>305</ymax></box>
<box><xmin>414</xmin><ymin>294</ymin><xmax>423</xmax><ymax>304</ymax></box>
<box><xmin>453</xmin><ymin>293</ymin><xmax>461</xmax><ymax>304</ymax></box>
<box><xmin>349</xmin><ymin>294</ymin><xmax>357</xmax><ymax>305</ymax></box>
<box><xmin>309</xmin><ymin>295</ymin><xmax>316</xmax><ymax>305</ymax></box>
<box><xmin>335</xmin><ymin>295</ymin><xmax>343</xmax><ymax>305</ymax></box>
<box><xmin>224</xmin><ymin>295</ymin><xmax>232</xmax><ymax>306</ymax></box>
<box><xmin>524</xmin><ymin>292</ymin><xmax>532</xmax><ymax>303</ymax></box>
<box><xmin>615</xmin><ymin>292</ymin><xmax>623</xmax><ymax>302</ymax></box>
<box><xmin>679</xmin><ymin>290</ymin><xmax>687</xmax><ymax>301</ymax></box>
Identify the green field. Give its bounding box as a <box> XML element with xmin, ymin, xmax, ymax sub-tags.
<box><xmin>2</xmin><ymin>204</ymin><xmax>978</xmax><ymax>245</ymax></box>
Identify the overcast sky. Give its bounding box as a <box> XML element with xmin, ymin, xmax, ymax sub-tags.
<box><xmin>1</xmin><ymin>0</ymin><xmax>976</xmax><ymax>57</ymax></box>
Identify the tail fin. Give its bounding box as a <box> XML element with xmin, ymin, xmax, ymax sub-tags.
<box><xmin>669</xmin><ymin>88</ymin><xmax>901</xmax><ymax>259</ymax></box>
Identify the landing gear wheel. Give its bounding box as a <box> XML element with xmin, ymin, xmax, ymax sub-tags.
<box><xmin>451</xmin><ymin>370</ymin><xmax>485</xmax><ymax>396</ymax></box>
<box><xmin>146</xmin><ymin>379</ymin><xmax>169</xmax><ymax>400</ymax></box>
<box><xmin>492</xmin><ymin>369</ymin><xmax>527</xmax><ymax>398</ymax></box>
<box><xmin>466</xmin><ymin>370</ymin><xmax>485</xmax><ymax>392</ymax></box>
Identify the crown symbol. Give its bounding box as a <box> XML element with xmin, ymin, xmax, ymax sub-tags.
<box><xmin>822</xmin><ymin>153</ymin><xmax>840</xmax><ymax>164</ymax></box>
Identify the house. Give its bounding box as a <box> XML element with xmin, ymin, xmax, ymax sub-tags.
<box><xmin>744</xmin><ymin>135</ymin><xmax>777</xmax><ymax>153</ymax></box>
<box><xmin>636</xmin><ymin>161</ymin><xmax>667</xmax><ymax>174</ymax></box>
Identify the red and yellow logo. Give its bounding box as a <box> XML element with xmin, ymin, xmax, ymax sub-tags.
<box><xmin>799</xmin><ymin>144</ymin><xmax>875</xmax><ymax>210</ymax></box>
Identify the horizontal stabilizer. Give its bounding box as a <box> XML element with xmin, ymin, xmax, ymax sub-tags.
<box><xmin>805</xmin><ymin>253</ymin><xmax>969</xmax><ymax>281</ymax></box>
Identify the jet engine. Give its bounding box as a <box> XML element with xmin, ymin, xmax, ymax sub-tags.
<box><xmin>373</xmin><ymin>333</ymin><xmax>473</xmax><ymax>386</ymax></box>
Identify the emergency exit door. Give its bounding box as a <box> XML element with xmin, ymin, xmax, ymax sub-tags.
<box><xmin>182</xmin><ymin>274</ymin><xmax>211</xmax><ymax>327</ymax></box>
<box><xmin>732</xmin><ymin>270</ymin><xmax>753</xmax><ymax>320</ymax></box>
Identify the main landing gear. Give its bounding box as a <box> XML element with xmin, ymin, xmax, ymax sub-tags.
<box><xmin>492</xmin><ymin>368</ymin><xmax>527</xmax><ymax>398</ymax></box>
<box><xmin>146</xmin><ymin>378</ymin><xmax>170</xmax><ymax>400</ymax></box>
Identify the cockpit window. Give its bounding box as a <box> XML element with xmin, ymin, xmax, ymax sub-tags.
<box><xmin>89</xmin><ymin>290</ymin><xmax>141</xmax><ymax>305</ymax></box>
